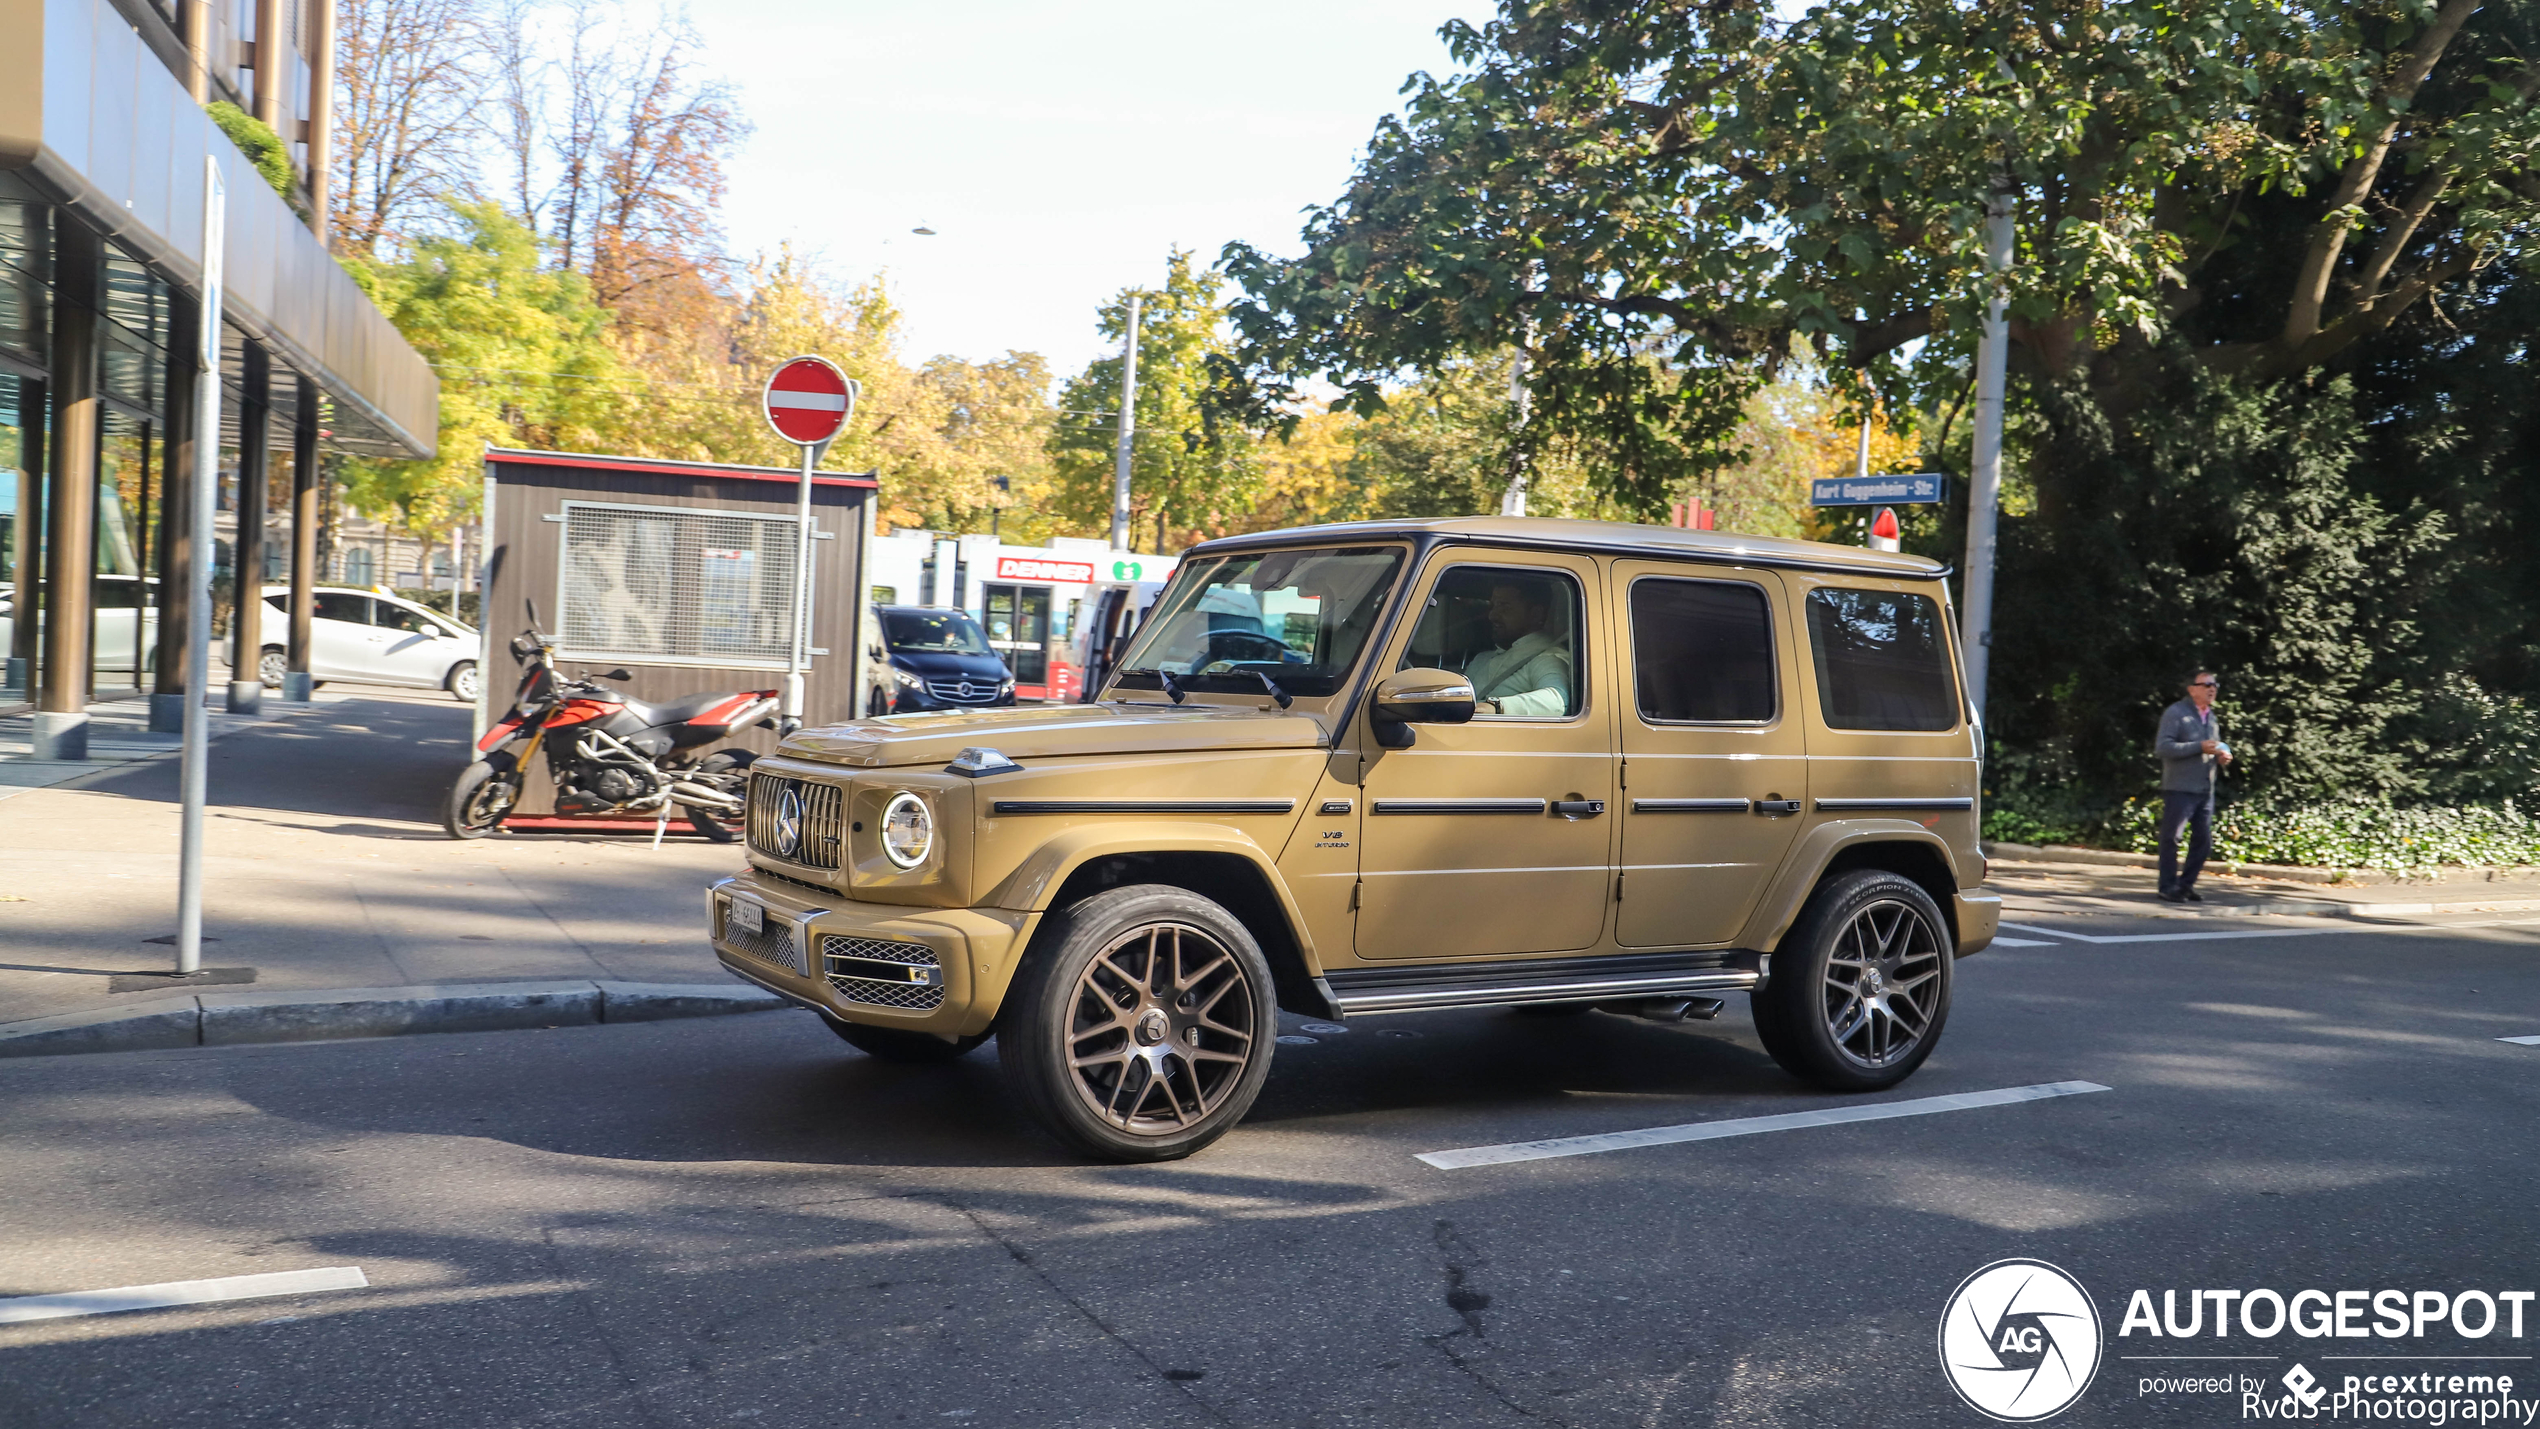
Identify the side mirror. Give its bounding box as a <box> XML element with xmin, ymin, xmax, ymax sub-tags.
<box><xmin>1370</xmin><ymin>667</ymin><xmax>1475</xmax><ymax>749</ymax></box>
<box><xmin>599</xmin><ymin>668</ymin><xmax>634</xmax><ymax>681</ymax></box>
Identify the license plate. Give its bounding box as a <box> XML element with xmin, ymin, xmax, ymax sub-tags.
<box><xmin>725</xmin><ymin>896</ymin><xmax>765</xmax><ymax>937</ymax></box>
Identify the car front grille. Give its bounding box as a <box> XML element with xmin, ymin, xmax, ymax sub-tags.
<box><xmin>747</xmin><ymin>773</ymin><xmax>845</xmax><ymax>869</ymax></box>
<box><xmin>719</xmin><ymin>900</ymin><xmax>806</xmax><ymax>976</ymax></box>
<box><xmin>822</xmin><ymin>935</ymin><xmax>946</xmax><ymax>1011</ymax></box>
<box><xmin>924</xmin><ymin>678</ymin><xmax>1003</xmax><ymax>704</ymax></box>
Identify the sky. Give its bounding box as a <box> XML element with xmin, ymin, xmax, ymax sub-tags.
<box><xmin>685</xmin><ymin>0</ymin><xmax>1496</xmax><ymax>380</ymax></box>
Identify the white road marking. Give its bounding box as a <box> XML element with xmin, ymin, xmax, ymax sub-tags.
<box><xmin>2000</xmin><ymin>921</ymin><xmax>2345</xmax><ymax>946</ymax></box>
<box><xmin>1416</xmin><ymin>1081</ymin><xmax>2111</xmax><ymax>1170</ymax></box>
<box><xmin>1992</xmin><ymin>936</ymin><xmax>2054</xmax><ymax>946</ymax></box>
<box><xmin>2499</xmin><ymin>1035</ymin><xmax>2540</xmax><ymax>1046</ymax></box>
<box><xmin>0</xmin><ymin>1267</ymin><xmax>368</xmax><ymax>1325</ymax></box>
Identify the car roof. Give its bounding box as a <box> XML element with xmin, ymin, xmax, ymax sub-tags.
<box><xmin>1180</xmin><ymin>515</ymin><xmax>1948</xmax><ymax>579</ymax></box>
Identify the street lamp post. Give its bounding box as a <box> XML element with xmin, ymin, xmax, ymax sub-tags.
<box><xmin>1109</xmin><ymin>295</ymin><xmax>1141</xmax><ymax>550</ymax></box>
<box><xmin>1960</xmin><ymin>188</ymin><xmax>2014</xmax><ymax>724</ymax></box>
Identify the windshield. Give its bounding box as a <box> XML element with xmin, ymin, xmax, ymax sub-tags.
<box><xmin>1112</xmin><ymin>546</ymin><xmax>1404</xmax><ymax>699</ymax></box>
<box><xmin>883</xmin><ymin>609</ymin><xmax>994</xmax><ymax>656</ymax></box>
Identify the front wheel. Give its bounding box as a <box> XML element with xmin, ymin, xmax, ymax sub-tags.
<box><xmin>682</xmin><ymin>748</ymin><xmax>756</xmax><ymax>842</ymax></box>
<box><xmin>999</xmin><ymin>885</ymin><xmax>1277</xmax><ymax>1162</ymax></box>
<box><xmin>443</xmin><ymin>755</ymin><xmax>523</xmax><ymax>840</ymax></box>
<box><xmin>446</xmin><ymin>660</ymin><xmax>481</xmax><ymax>702</ymax></box>
<box><xmin>1752</xmin><ymin>869</ymin><xmax>1953</xmax><ymax>1091</ymax></box>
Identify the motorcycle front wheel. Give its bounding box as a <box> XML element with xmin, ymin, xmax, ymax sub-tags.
<box><xmin>444</xmin><ymin>755</ymin><xmax>523</xmax><ymax>839</ymax></box>
<box><xmin>683</xmin><ymin>748</ymin><xmax>756</xmax><ymax>843</ymax></box>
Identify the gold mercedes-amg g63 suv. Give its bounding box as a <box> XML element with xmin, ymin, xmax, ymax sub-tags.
<box><xmin>708</xmin><ymin>518</ymin><xmax>1999</xmax><ymax>1161</ymax></box>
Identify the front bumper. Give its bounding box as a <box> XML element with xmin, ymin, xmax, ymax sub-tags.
<box><xmin>1953</xmin><ymin>889</ymin><xmax>2002</xmax><ymax>956</ymax></box>
<box><xmin>707</xmin><ymin>871</ymin><xmax>1034</xmax><ymax>1038</ymax></box>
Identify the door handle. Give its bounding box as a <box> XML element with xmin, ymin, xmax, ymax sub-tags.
<box><xmin>1552</xmin><ymin>799</ymin><xmax>1607</xmax><ymax>819</ymax></box>
<box><xmin>1754</xmin><ymin>799</ymin><xmax>1803</xmax><ymax>815</ymax></box>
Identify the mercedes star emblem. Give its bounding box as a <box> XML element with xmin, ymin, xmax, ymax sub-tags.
<box><xmin>773</xmin><ymin>785</ymin><xmax>803</xmax><ymax>857</ymax></box>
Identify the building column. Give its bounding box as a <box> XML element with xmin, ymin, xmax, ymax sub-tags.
<box><xmin>35</xmin><ymin>221</ymin><xmax>101</xmax><ymax>759</ymax></box>
<box><xmin>5</xmin><ymin>379</ymin><xmax>44</xmax><ymax>696</ymax></box>
<box><xmin>283</xmin><ymin>375</ymin><xmax>317</xmax><ymax>700</ymax></box>
<box><xmin>305</xmin><ymin>0</ymin><xmax>336</xmax><ymax>240</ymax></box>
<box><xmin>227</xmin><ymin>344</ymin><xmax>269</xmax><ymax>713</ymax></box>
<box><xmin>151</xmin><ymin>292</ymin><xmax>201</xmax><ymax>731</ymax></box>
<box><xmin>179</xmin><ymin>0</ymin><xmax>210</xmax><ymax>103</ymax></box>
<box><xmin>251</xmin><ymin>0</ymin><xmax>287</xmax><ymax>133</ymax></box>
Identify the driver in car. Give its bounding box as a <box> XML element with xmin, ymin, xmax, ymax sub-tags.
<box><xmin>1466</xmin><ymin>581</ymin><xmax>1572</xmax><ymax>716</ymax></box>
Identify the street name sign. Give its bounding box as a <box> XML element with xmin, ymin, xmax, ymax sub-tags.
<box><xmin>763</xmin><ymin>356</ymin><xmax>853</xmax><ymax>446</ymax></box>
<box><xmin>1811</xmin><ymin>472</ymin><xmax>1944</xmax><ymax>506</ymax></box>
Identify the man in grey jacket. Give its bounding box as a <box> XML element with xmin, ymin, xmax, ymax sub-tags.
<box><xmin>2155</xmin><ymin>670</ymin><xmax>2232</xmax><ymax>902</ymax></box>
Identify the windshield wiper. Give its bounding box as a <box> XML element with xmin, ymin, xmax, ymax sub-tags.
<box><xmin>1252</xmin><ymin>669</ymin><xmax>1293</xmax><ymax>709</ymax></box>
<box><xmin>1122</xmin><ymin>667</ymin><xmax>1186</xmax><ymax>704</ymax></box>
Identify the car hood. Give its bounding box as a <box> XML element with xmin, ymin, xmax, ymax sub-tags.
<box><xmin>781</xmin><ymin>702</ymin><xmax>1330</xmax><ymax>769</ymax></box>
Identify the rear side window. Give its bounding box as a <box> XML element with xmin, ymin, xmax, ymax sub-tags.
<box><xmin>1805</xmin><ymin>587</ymin><xmax>1959</xmax><ymax>731</ymax></box>
<box><xmin>1629</xmin><ymin>578</ymin><xmax>1775</xmax><ymax>723</ymax></box>
<box><xmin>313</xmin><ymin>593</ymin><xmax>371</xmax><ymax>624</ymax></box>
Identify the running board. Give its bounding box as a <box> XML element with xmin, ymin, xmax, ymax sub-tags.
<box><xmin>1320</xmin><ymin>954</ymin><xmax>1759</xmax><ymax>1017</ymax></box>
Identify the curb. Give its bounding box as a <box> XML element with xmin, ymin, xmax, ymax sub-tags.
<box><xmin>0</xmin><ymin>978</ymin><xmax>785</xmax><ymax>1060</ymax></box>
<box><xmin>1983</xmin><ymin>842</ymin><xmax>2540</xmax><ymax>888</ymax></box>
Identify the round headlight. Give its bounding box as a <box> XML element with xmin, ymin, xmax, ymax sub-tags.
<box><xmin>879</xmin><ymin>791</ymin><xmax>933</xmax><ymax>869</ymax></box>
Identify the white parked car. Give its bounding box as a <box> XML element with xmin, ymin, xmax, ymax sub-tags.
<box><xmin>257</xmin><ymin>587</ymin><xmax>482</xmax><ymax>701</ymax></box>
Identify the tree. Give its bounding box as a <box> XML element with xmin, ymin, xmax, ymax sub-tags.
<box><xmin>1051</xmin><ymin>251</ymin><xmax>1259</xmax><ymax>551</ymax></box>
<box><xmin>330</xmin><ymin>0</ymin><xmax>487</xmax><ymax>256</ymax></box>
<box><xmin>339</xmin><ymin>203</ymin><xmax>624</xmax><ymax>537</ymax></box>
<box><xmin>1228</xmin><ymin>0</ymin><xmax>2540</xmax><ymax>804</ymax></box>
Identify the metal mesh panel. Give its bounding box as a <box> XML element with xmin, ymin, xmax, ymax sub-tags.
<box><xmin>822</xmin><ymin>936</ymin><xmax>946</xmax><ymax>1010</ymax></box>
<box><xmin>559</xmin><ymin>501</ymin><xmax>802</xmax><ymax>666</ymax></box>
<box><xmin>718</xmin><ymin>900</ymin><xmax>805</xmax><ymax>976</ymax></box>
<box><xmin>747</xmin><ymin>773</ymin><xmax>845</xmax><ymax>870</ymax></box>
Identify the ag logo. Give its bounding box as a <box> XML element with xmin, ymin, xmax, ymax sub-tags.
<box><xmin>772</xmin><ymin>785</ymin><xmax>804</xmax><ymax>858</ymax></box>
<box><xmin>1938</xmin><ymin>1259</ymin><xmax>2102</xmax><ymax>1421</ymax></box>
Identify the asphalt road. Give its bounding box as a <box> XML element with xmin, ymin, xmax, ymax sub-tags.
<box><xmin>2</xmin><ymin>911</ymin><xmax>2537</xmax><ymax>1428</ymax></box>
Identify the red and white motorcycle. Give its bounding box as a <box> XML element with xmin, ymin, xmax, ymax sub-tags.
<box><xmin>444</xmin><ymin>606</ymin><xmax>777</xmax><ymax>841</ymax></box>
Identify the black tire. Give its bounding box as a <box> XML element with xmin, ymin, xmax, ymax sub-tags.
<box><xmin>443</xmin><ymin>754</ymin><xmax>522</xmax><ymax>840</ymax></box>
<box><xmin>257</xmin><ymin>645</ymin><xmax>286</xmax><ymax>688</ymax></box>
<box><xmin>1752</xmin><ymin>869</ymin><xmax>1954</xmax><ymax>1091</ymax></box>
<box><xmin>682</xmin><ymin>748</ymin><xmax>756</xmax><ymax>842</ymax></box>
<box><xmin>824</xmin><ymin>1015</ymin><xmax>990</xmax><ymax>1062</ymax></box>
<box><xmin>999</xmin><ymin>885</ymin><xmax>1277</xmax><ymax>1163</ymax></box>
<box><xmin>867</xmin><ymin>688</ymin><xmax>889</xmax><ymax>717</ymax></box>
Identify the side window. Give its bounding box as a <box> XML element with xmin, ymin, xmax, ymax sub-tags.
<box><xmin>1805</xmin><ymin>587</ymin><xmax>1959</xmax><ymax>731</ymax></box>
<box><xmin>313</xmin><ymin>593</ymin><xmax>371</xmax><ymax>625</ymax></box>
<box><xmin>374</xmin><ymin>602</ymin><xmax>437</xmax><ymax>635</ymax></box>
<box><xmin>1630</xmin><ymin>578</ymin><xmax>1775</xmax><ymax>723</ymax></box>
<box><xmin>1401</xmin><ymin>566</ymin><xmax>1583</xmax><ymax>719</ymax></box>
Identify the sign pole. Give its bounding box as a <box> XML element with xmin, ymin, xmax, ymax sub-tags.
<box><xmin>1108</xmin><ymin>295</ymin><xmax>1140</xmax><ymax>550</ymax></box>
<box><xmin>176</xmin><ymin>158</ymin><xmax>225</xmax><ymax>976</ymax></box>
<box><xmin>762</xmin><ymin>356</ymin><xmax>855</xmax><ymax>734</ymax></box>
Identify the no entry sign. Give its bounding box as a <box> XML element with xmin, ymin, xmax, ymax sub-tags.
<box><xmin>763</xmin><ymin>356</ymin><xmax>853</xmax><ymax>446</ymax></box>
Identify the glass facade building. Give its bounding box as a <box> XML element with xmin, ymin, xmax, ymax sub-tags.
<box><xmin>0</xmin><ymin>0</ymin><xmax>435</xmax><ymax>756</ymax></box>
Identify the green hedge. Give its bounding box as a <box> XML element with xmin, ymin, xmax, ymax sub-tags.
<box><xmin>1985</xmin><ymin>795</ymin><xmax>2540</xmax><ymax>871</ymax></box>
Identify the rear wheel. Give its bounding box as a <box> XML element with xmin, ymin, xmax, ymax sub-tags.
<box><xmin>446</xmin><ymin>660</ymin><xmax>480</xmax><ymax>702</ymax></box>
<box><xmin>1752</xmin><ymin>869</ymin><xmax>1953</xmax><ymax>1091</ymax></box>
<box><xmin>682</xmin><ymin>748</ymin><xmax>756</xmax><ymax>842</ymax></box>
<box><xmin>823</xmin><ymin>1015</ymin><xmax>989</xmax><ymax>1062</ymax></box>
<box><xmin>443</xmin><ymin>754</ymin><xmax>522</xmax><ymax>840</ymax></box>
<box><xmin>1000</xmin><ymin>885</ymin><xmax>1276</xmax><ymax>1162</ymax></box>
<box><xmin>257</xmin><ymin>645</ymin><xmax>286</xmax><ymax>688</ymax></box>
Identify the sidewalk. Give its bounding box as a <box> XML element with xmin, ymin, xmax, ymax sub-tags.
<box><xmin>1987</xmin><ymin>851</ymin><xmax>2540</xmax><ymax>922</ymax></box>
<box><xmin>0</xmin><ymin>690</ymin><xmax>319</xmax><ymax>798</ymax></box>
<box><xmin>0</xmin><ymin>688</ymin><xmax>774</xmax><ymax>1054</ymax></box>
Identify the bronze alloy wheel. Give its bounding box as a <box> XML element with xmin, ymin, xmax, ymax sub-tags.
<box><xmin>1002</xmin><ymin>885</ymin><xmax>1279</xmax><ymax>1162</ymax></box>
<box><xmin>1065</xmin><ymin>921</ymin><xmax>1257</xmax><ymax>1135</ymax></box>
<box><xmin>1753</xmin><ymin>868</ymin><xmax>1954</xmax><ymax>1091</ymax></box>
<box><xmin>1818</xmin><ymin>897</ymin><xmax>1944</xmax><ymax>1070</ymax></box>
